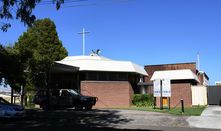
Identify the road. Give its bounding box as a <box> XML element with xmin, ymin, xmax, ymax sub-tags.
<box><xmin>0</xmin><ymin>108</ymin><xmax>220</xmax><ymax>131</ymax></box>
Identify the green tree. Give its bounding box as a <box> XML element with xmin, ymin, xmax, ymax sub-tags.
<box><xmin>0</xmin><ymin>45</ymin><xmax>27</xmax><ymax>90</ymax></box>
<box><xmin>14</xmin><ymin>18</ymin><xmax>68</xmax><ymax>89</ymax></box>
<box><xmin>0</xmin><ymin>45</ymin><xmax>30</xmax><ymax>103</ymax></box>
<box><xmin>0</xmin><ymin>0</ymin><xmax>64</xmax><ymax>31</ymax></box>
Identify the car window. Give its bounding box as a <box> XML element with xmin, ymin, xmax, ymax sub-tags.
<box><xmin>61</xmin><ymin>90</ymin><xmax>71</xmax><ymax>96</ymax></box>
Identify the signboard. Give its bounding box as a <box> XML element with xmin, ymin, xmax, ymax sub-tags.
<box><xmin>162</xmin><ymin>79</ymin><xmax>171</xmax><ymax>97</ymax></box>
<box><xmin>153</xmin><ymin>79</ymin><xmax>171</xmax><ymax>97</ymax></box>
<box><xmin>153</xmin><ymin>79</ymin><xmax>161</xmax><ymax>97</ymax></box>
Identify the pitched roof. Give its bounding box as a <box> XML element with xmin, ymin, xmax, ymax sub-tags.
<box><xmin>150</xmin><ymin>69</ymin><xmax>199</xmax><ymax>82</ymax></box>
<box><xmin>55</xmin><ymin>55</ymin><xmax>148</xmax><ymax>76</ymax></box>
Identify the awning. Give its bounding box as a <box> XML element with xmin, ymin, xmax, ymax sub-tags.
<box><xmin>137</xmin><ymin>82</ymin><xmax>153</xmax><ymax>86</ymax></box>
<box><xmin>150</xmin><ymin>69</ymin><xmax>199</xmax><ymax>82</ymax></box>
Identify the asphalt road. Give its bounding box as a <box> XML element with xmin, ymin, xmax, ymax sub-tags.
<box><xmin>0</xmin><ymin>109</ymin><xmax>220</xmax><ymax>131</ymax></box>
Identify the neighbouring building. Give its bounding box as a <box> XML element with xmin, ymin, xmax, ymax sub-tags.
<box><xmin>215</xmin><ymin>81</ymin><xmax>221</xmax><ymax>86</ymax></box>
<box><xmin>138</xmin><ymin>62</ymin><xmax>209</xmax><ymax>107</ymax></box>
<box><xmin>48</xmin><ymin>54</ymin><xmax>147</xmax><ymax>108</ymax></box>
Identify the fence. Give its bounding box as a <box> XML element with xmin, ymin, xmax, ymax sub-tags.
<box><xmin>191</xmin><ymin>85</ymin><xmax>207</xmax><ymax>106</ymax></box>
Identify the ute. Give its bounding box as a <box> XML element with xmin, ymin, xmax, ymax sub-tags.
<box><xmin>33</xmin><ymin>89</ymin><xmax>97</xmax><ymax>110</ymax></box>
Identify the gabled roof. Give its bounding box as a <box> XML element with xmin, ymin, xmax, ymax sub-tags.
<box><xmin>55</xmin><ymin>55</ymin><xmax>148</xmax><ymax>76</ymax></box>
<box><xmin>150</xmin><ymin>69</ymin><xmax>199</xmax><ymax>82</ymax></box>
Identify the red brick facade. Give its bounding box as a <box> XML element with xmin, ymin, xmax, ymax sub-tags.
<box><xmin>198</xmin><ymin>74</ymin><xmax>204</xmax><ymax>85</ymax></box>
<box><xmin>156</xmin><ymin>83</ymin><xmax>192</xmax><ymax>107</ymax></box>
<box><xmin>81</xmin><ymin>81</ymin><xmax>134</xmax><ymax>108</ymax></box>
<box><xmin>144</xmin><ymin>62</ymin><xmax>196</xmax><ymax>82</ymax></box>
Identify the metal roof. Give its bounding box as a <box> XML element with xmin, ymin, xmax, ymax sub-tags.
<box><xmin>150</xmin><ymin>69</ymin><xmax>199</xmax><ymax>82</ymax></box>
<box><xmin>55</xmin><ymin>55</ymin><xmax>148</xmax><ymax>76</ymax></box>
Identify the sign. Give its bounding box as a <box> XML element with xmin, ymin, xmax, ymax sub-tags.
<box><xmin>153</xmin><ymin>79</ymin><xmax>171</xmax><ymax>97</ymax></box>
<box><xmin>153</xmin><ymin>79</ymin><xmax>161</xmax><ymax>97</ymax></box>
<box><xmin>162</xmin><ymin>79</ymin><xmax>171</xmax><ymax>97</ymax></box>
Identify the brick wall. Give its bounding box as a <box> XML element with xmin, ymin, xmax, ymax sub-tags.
<box><xmin>81</xmin><ymin>81</ymin><xmax>134</xmax><ymax>108</ymax></box>
<box><xmin>198</xmin><ymin>73</ymin><xmax>204</xmax><ymax>85</ymax></box>
<box><xmin>144</xmin><ymin>62</ymin><xmax>197</xmax><ymax>107</ymax></box>
<box><xmin>156</xmin><ymin>83</ymin><xmax>192</xmax><ymax>107</ymax></box>
<box><xmin>144</xmin><ymin>63</ymin><xmax>197</xmax><ymax>82</ymax></box>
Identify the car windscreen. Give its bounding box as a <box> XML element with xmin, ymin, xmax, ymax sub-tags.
<box><xmin>67</xmin><ymin>89</ymin><xmax>79</xmax><ymax>96</ymax></box>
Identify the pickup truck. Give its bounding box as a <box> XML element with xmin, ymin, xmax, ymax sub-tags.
<box><xmin>33</xmin><ymin>89</ymin><xmax>97</xmax><ymax>110</ymax></box>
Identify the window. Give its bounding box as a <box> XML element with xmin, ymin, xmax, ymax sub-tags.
<box><xmin>87</xmin><ymin>72</ymin><xmax>98</xmax><ymax>80</ymax></box>
<box><xmin>98</xmin><ymin>72</ymin><xmax>108</xmax><ymax>81</ymax></box>
<box><xmin>85</xmin><ymin>72</ymin><xmax>128</xmax><ymax>81</ymax></box>
<box><xmin>118</xmin><ymin>73</ymin><xmax>128</xmax><ymax>81</ymax></box>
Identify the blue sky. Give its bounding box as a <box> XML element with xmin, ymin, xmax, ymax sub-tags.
<box><xmin>0</xmin><ymin>0</ymin><xmax>221</xmax><ymax>84</ymax></box>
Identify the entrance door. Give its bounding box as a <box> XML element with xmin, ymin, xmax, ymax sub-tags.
<box><xmin>163</xmin><ymin>97</ymin><xmax>168</xmax><ymax>106</ymax></box>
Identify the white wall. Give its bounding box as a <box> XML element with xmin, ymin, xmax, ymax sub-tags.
<box><xmin>191</xmin><ymin>86</ymin><xmax>207</xmax><ymax>106</ymax></box>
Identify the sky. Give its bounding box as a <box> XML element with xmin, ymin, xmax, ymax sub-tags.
<box><xmin>0</xmin><ymin>0</ymin><xmax>221</xmax><ymax>85</ymax></box>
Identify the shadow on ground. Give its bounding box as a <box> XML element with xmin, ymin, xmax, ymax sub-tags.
<box><xmin>0</xmin><ymin>109</ymin><xmax>161</xmax><ymax>131</ymax></box>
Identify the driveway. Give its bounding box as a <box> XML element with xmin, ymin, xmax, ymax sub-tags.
<box><xmin>187</xmin><ymin>105</ymin><xmax>221</xmax><ymax>129</ymax></box>
<box><xmin>0</xmin><ymin>109</ymin><xmax>220</xmax><ymax>131</ymax></box>
<box><xmin>105</xmin><ymin>109</ymin><xmax>188</xmax><ymax>128</ymax></box>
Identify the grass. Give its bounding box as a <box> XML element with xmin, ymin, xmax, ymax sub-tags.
<box><xmin>127</xmin><ymin>105</ymin><xmax>206</xmax><ymax>116</ymax></box>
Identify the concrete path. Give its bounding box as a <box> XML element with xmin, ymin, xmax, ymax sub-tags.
<box><xmin>201</xmin><ymin>106</ymin><xmax>221</xmax><ymax>117</ymax></box>
<box><xmin>187</xmin><ymin>106</ymin><xmax>221</xmax><ymax>129</ymax></box>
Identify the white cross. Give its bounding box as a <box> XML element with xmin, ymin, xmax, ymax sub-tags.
<box><xmin>78</xmin><ymin>28</ymin><xmax>90</xmax><ymax>56</ymax></box>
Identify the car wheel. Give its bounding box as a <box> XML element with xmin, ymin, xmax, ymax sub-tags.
<box><xmin>41</xmin><ymin>104</ymin><xmax>49</xmax><ymax>110</ymax></box>
<box><xmin>75</xmin><ymin>105</ymin><xmax>83</xmax><ymax>111</ymax></box>
<box><xmin>85</xmin><ymin>105</ymin><xmax>92</xmax><ymax>110</ymax></box>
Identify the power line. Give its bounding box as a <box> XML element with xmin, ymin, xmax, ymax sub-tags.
<box><xmin>61</xmin><ymin>3</ymin><xmax>96</xmax><ymax>8</ymax></box>
<box><xmin>37</xmin><ymin>0</ymin><xmax>88</xmax><ymax>5</ymax></box>
<box><xmin>37</xmin><ymin>0</ymin><xmax>96</xmax><ymax>9</ymax></box>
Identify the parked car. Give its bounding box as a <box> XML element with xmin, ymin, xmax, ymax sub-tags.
<box><xmin>33</xmin><ymin>89</ymin><xmax>98</xmax><ymax>110</ymax></box>
<box><xmin>0</xmin><ymin>97</ymin><xmax>25</xmax><ymax>118</ymax></box>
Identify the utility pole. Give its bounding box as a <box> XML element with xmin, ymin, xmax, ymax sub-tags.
<box><xmin>197</xmin><ymin>52</ymin><xmax>200</xmax><ymax>71</ymax></box>
<box><xmin>78</xmin><ymin>28</ymin><xmax>90</xmax><ymax>56</ymax></box>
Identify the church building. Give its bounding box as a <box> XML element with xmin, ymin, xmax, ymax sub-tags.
<box><xmin>49</xmin><ymin>53</ymin><xmax>147</xmax><ymax>108</ymax></box>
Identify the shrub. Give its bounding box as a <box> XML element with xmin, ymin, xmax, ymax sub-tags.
<box><xmin>132</xmin><ymin>94</ymin><xmax>154</xmax><ymax>107</ymax></box>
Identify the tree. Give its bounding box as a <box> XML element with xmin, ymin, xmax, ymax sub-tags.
<box><xmin>0</xmin><ymin>0</ymin><xmax>64</xmax><ymax>32</ymax></box>
<box><xmin>0</xmin><ymin>45</ymin><xmax>27</xmax><ymax>90</ymax></box>
<box><xmin>14</xmin><ymin>18</ymin><xmax>68</xmax><ymax>89</ymax></box>
<box><xmin>0</xmin><ymin>44</ymin><xmax>29</xmax><ymax>103</ymax></box>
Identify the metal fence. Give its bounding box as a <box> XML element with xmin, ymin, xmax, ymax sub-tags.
<box><xmin>207</xmin><ymin>86</ymin><xmax>221</xmax><ymax>105</ymax></box>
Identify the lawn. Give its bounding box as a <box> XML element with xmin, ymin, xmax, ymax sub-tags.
<box><xmin>127</xmin><ymin>106</ymin><xmax>206</xmax><ymax>116</ymax></box>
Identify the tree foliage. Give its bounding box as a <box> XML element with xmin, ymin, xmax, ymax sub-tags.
<box><xmin>14</xmin><ymin>18</ymin><xmax>67</xmax><ymax>89</ymax></box>
<box><xmin>0</xmin><ymin>0</ymin><xmax>64</xmax><ymax>32</ymax></box>
<box><xmin>0</xmin><ymin>45</ymin><xmax>28</xmax><ymax>91</ymax></box>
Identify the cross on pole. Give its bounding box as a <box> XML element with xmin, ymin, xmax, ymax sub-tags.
<box><xmin>78</xmin><ymin>28</ymin><xmax>90</xmax><ymax>56</ymax></box>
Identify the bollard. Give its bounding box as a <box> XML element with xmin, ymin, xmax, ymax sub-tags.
<box><xmin>168</xmin><ymin>97</ymin><xmax>170</xmax><ymax>110</ymax></box>
<box><xmin>181</xmin><ymin>99</ymin><xmax>184</xmax><ymax>113</ymax></box>
<box><xmin>154</xmin><ymin>97</ymin><xmax>156</xmax><ymax>109</ymax></box>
